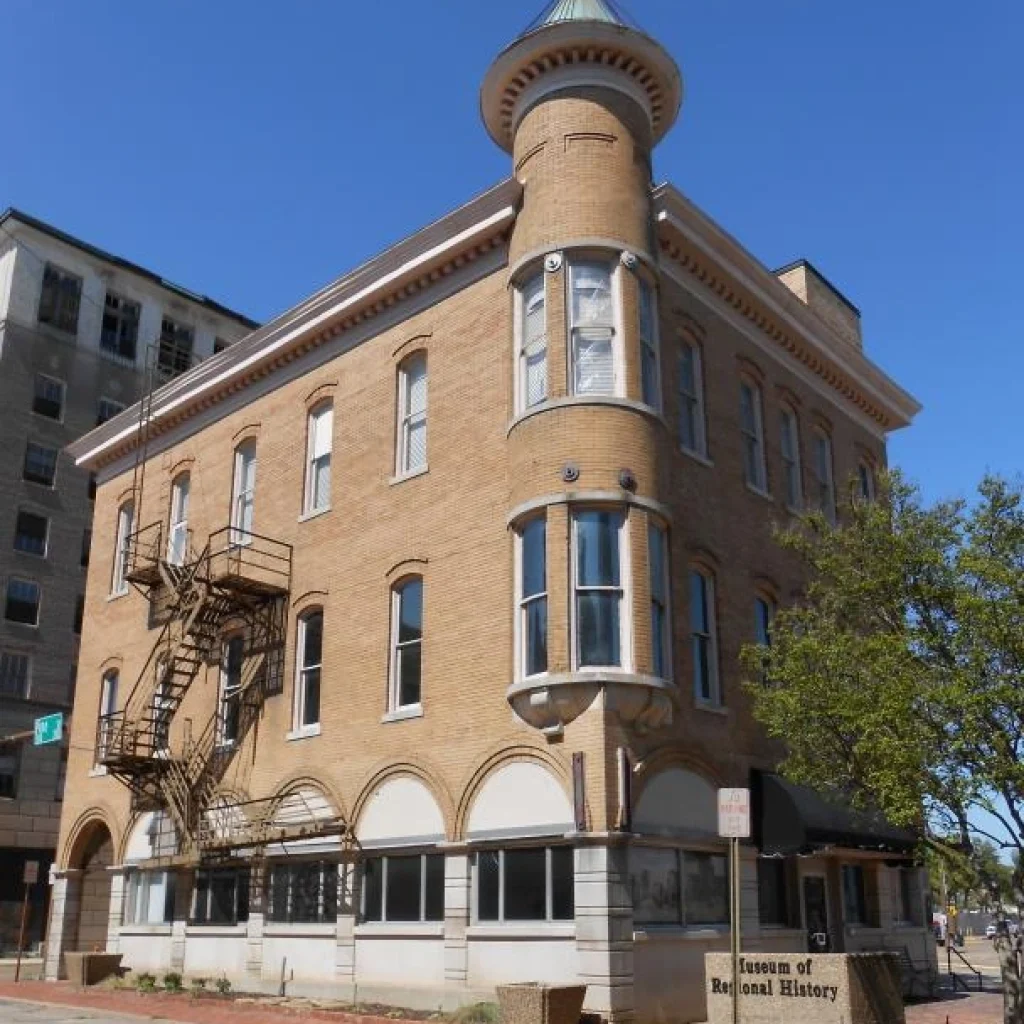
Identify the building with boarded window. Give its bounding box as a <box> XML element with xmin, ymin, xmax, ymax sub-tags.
<box><xmin>50</xmin><ymin>2</ymin><xmax>933</xmax><ymax>1020</ymax></box>
<box><xmin>0</xmin><ymin>209</ymin><xmax>254</xmax><ymax>957</ymax></box>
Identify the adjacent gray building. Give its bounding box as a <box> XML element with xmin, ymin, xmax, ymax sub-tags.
<box><xmin>0</xmin><ymin>208</ymin><xmax>256</xmax><ymax>955</ymax></box>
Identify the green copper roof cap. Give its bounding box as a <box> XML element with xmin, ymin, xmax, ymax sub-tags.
<box><xmin>525</xmin><ymin>0</ymin><xmax>642</xmax><ymax>32</ymax></box>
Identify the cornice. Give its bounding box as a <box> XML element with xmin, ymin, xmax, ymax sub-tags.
<box><xmin>652</xmin><ymin>184</ymin><xmax>920</xmax><ymax>433</ymax></box>
<box><xmin>70</xmin><ymin>178</ymin><xmax>522</xmax><ymax>471</ymax></box>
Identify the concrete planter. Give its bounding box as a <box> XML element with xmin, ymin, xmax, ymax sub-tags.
<box><xmin>63</xmin><ymin>952</ymin><xmax>123</xmax><ymax>987</ymax></box>
<box><xmin>497</xmin><ymin>983</ymin><xmax>587</xmax><ymax>1024</ymax></box>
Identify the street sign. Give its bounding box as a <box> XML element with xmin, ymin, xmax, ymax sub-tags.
<box><xmin>22</xmin><ymin>861</ymin><xmax>38</xmax><ymax>885</ymax></box>
<box><xmin>34</xmin><ymin>713</ymin><xmax>63</xmax><ymax>746</ymax></box>
<box><xmin>717</xmin><ymin>788</ymin><xmax>751</xmax><ymax>838</ymax></box>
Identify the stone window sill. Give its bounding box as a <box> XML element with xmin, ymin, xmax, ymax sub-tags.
<box><xmin>298</xmin><ymin>506</ymin><xmax>331</xmax><ymax>523</ymax></box>
<box><xmin>694</xmin><ymin>700</ymin><xmax>728</xmax><ymax>716</ymax></box>
<box><xmin>381</xmin><ymin>704</ymin><xmax>423</xmax><ymax>724</ymax></box>
<box><xmin>185</xmin><ymin>924</ymin><xmax>248</xmax><ymax>937</ymax></box>
<box><xmin>356</xmin><ymin>922</ymin><xmax>444</xmax><ymax>938</ymax></box>
<box><xmin>389</xmin><ymin>465</ymin><xmax>429</xmax><ymax>486</ymax></box>
<box><xmin>286</xmin><ymin>724</ymin><xmax>322</xmax><ymax>742</ymax></box>
<box><xmin>745</xmin><ymin>483</ymin><xmax>773</xmax><ymax>503</ymax></box>
<box><xmin>467</xmin><ymin>923</ymin><xmax>576</xmax><ymax>940</ymax></box>
<box><xmin>681</xmin><ymin>447</ymin><xmax>714</xmax><ymax>469</ymax></box>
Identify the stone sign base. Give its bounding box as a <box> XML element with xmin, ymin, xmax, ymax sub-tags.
<box><xmin>705</xmin><ymin>952</ymin><xmax>904</xmax><ymax>1024</ymax></box>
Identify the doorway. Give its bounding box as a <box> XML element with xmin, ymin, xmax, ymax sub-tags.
<box><xmin>802</xmin><ymin>874</ymin><xmax>831</xmax><ymax>953</ymax></box>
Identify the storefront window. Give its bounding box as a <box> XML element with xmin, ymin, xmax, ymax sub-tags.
<box><xmin>631</xmin><ymin>847</ymin><xmax>728</xmax><ymax>927</ymax></box>
<box><xmin>268</xmin><ymin>860</ymin><xmax>338</xmax><ymax>924</ymax></box>
<box><xmin>360</xmin><ymin>853</ymin><xmax>443</xmax><ymax>923</ymax></box>
<box><xmin>192</xmin><ymin>867</ymin><xmax>249</xmax><ymax>925</ymax></box>
<box><xmin>475</xmin><ymin>847</ymin><xmax>573</xmax><ymax>923</ymax></box>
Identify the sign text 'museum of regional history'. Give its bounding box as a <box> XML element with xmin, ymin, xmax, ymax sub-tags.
<box><xmin>711</xmin><ymin>956</ymin><xmax>839</xmax><ymax>1004</ymax></box>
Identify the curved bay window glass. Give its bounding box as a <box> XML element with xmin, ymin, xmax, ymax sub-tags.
<box><xmin>518</xmin><ymin>518</ymin><xmax>547</xmax><ymax>678</ymax></box>
<box><xmin>518</xmin><ymin>274</ymin><xmax>547</xmax><ymax>410</ymax></box>
<box><xmin>573</xmin><ymin>509</ymin><xmax>625</xmax><ymax>669</ymax></box>
<box><xmin>638</xmin><ymin>278</ymin><xmax>660</xmax><ymax>407</ymax></box>
<box><xmin>569</xmin><ymin>260</ymin><xmax>615</xmax><ymax>396</ymax></box>
<box><xmin>390</xmin><ymin>578</ymin><xmax>423</xmax><ymax>710</ymax></box>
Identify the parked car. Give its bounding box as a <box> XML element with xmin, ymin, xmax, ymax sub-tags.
<box><xmin>986</xmin><ymin>923</ymin><xmax>997</xmax><ymax>939</ymax></box>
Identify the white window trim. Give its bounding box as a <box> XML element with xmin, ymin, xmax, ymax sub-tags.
<box><xmin>691</xmin><ymin>569</ymin><xmax>721</xmax><ymax>707</ymax></box>
<box><xmin>388</xmin><ymin>579</ymin><xmax>423</xmax><ymax>713</ymax></box>
<box><xmin>678</xmin><ymin>341</ymin><xmax>707</xmax><ymax>458</ymax></box>
<box><xmin>740</xmin><ymin>379</ymin><xmax>768</xmax><ymax>495</ymax></box>
<box><xmin>567</xmin><ymin>257</ymin><xmax>624</xmax><ymax>399</ymax></box>
<box><xmin>293</xmin><ymin>610</ymin><xmax>323</xmax><ymax>731</ymax></box>
<box><xmin>472</xmin><ymin>847</ymin><xmax>573</xmax><ymax>925</ymax></box>
<box><xmin>395</xmin><ymin>356</ymin><xmax>428</xmax><ymax>478</ymax></box>
<box><xmin>230</xmin><ymin>442</ymin><xmax>257</xmax><ymax>547</ymax></box>
<box><xmin>167</xmin><ymin>474</ymin><xmax>190</xmax><ymax>566</ymax></box>
<box><xmin>304</xmin><ymin>402</ymin><xmax>333</xmax><ymax>516</ymax></box>
<box><xmin>360</xmin><ymin>853</ymin><xmax>443</xmax><ymax>924</ymax></box>
<box><xmin>813</xmin><ymin>430</ymin><xmax>837</xmax><ymax>523</ymax></box>
<box><xmin>96</xmin><ymin>670</ymin><xmax>119</xmax><ymax>763</ymax></box>
<box><xmin>514</xmin><ymin>272</ymin><xmax>548</xmax><ymax>415</ymax></box>
<box><xmin>638</xmin><ymin>277</ymin><xmax>662</xmax><ymax>411</ymax></box>
<box><xmin>111</xmin><ymin>503</ymin><xmax>134</xmax><ymax>596</ymax></box>
<box><xmin>780</xmin><ymin>407</ymin><xmax>803</xmax><ymax>511</ymax></box>
<box><xmin>514</xmin><ymin>518</ymin><xmax>548</xmax><ymax>682</ymax></box>
<box><xmin>570</xmin><ymin>508</ymin><xmax>632</xmax><ymax>673</ymax></box>
<box><xmin>648</xmin><ymin>521</ymin><xmax>672</xmax><ymax>681</ymax></box>
<box><xmin>217</xmin><ymin>636</ymin><xmax>244</xmax><ymax>747</ymax></box>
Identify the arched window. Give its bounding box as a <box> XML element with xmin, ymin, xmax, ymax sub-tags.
<box><xmin>304</xmin><ymin>401</ymin><xmax>333</xmax><ymax>514</ymax></box>
<box><xmin>690</xmin><ymin>568</ymin><xmax>720</xmax><ymax>706</ymax></box>
<box><xmin>779</xmin><ymin>407</ymin><xmax>802</xmax><ymax>510</ymax></box>
<box><xmin>754</xmin><ymin>594</ymin><xmax>775</xmax><ymax>687</ymax></box>
<box><xmin>857</xmin><ymin>460</ymin><xmax>876</xmax><ymax>502</ymax></box>
<box><xmin>396</xmin><ymin>354</ymin><xmax>427</xmax><ymax>476</ymax></box>
<box><xmin>112</xmin><ymin>500</ymin><xmax>134</xmax><ymax>594</ymax></box>
<box><xmin>811</xmin><ymin>429</ymin><xmax>836</xmax><ymax>523</ymax></box>
<box><xmin>739</xmin><ymin>379</ymin><xmax>767</xmax><ymax>493</ymax></box>
<box><xmin>389</xmin><ymin>577</ymin><xmax>423</xmax><ymax>711</ymax></box>
<box><xmin>293</xmin><ymin>609</ymin><xmax>323</xmax><ymax>731</ymax></box>
<box><xmin>516</xmin><ymin>517</ymin><xmax>547</xmax><ymax>679</ymax></box>
<box><xmin>167</xmin><ymin>473</ymin><xmax>190</xmax><ymax>565</ymax></box>
<box><xmin>96</xmin><ymin>669</ymin><xmax>119</xmax><ymax>761</ymax></box>
<box><xmin>230</xmin><ymin>440</ymin><xmax>257</xmax><ymax>545</ymax></box>
<box><xmin>517</xmin><ymin>273</ymin><xmax>547</xmax><ymax>411</ymax></box>
<box><xmin>678</xmin><ymin>339</ymin><xmax>706</xmax><ymax>457</ymax></box>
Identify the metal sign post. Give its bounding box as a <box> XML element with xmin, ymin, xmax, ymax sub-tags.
<box><xmin>14</xmin><ymin>860</ymin><xmax>39</xmax><ymax>983</ymax></box>
<box><xmin>718</xmin><ymin>789</ymin><xmax>751</xmax><ymax>1024</ymax></box>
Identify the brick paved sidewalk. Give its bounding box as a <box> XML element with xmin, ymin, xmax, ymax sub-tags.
<box><xmin>905</xmin><ymin>990</ymin><xmax>1002</xmax><ymax>1024</ymax></box>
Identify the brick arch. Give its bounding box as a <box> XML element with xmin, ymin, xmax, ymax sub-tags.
<box><xmin>391</xmin><ymin>333</ymin><xmax>432</xmax><ymax>362</ymax></box>
<box><xmin>350</xmin><ymin>759</ymin><xmax>455</xmax><ymax>843</ymax></box>
<box><xmin>384</xmin><ymin>558</ymin><xmax>428</xmax><ymax>583</ymax></box>
<box><xmin>62</xmin><ymin>806</ymin><xmax>119</xmax><ymax>870</ymax></box>
<box><xmin>453</xmin><ymin>743</ymin><xmax>574</xmax><ymax>841</ymax></box>
<box><xmin>291</xmin><ymin>589</ymin><xmax>329</xmax><ymax>612</ymax></box>
<box><xmin>303</xmin><ymin>380</ymin><xmax>338</xmax><ymax>409</ymax></box>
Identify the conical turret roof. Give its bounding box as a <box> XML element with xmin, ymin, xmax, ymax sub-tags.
<box><xmin>525</xmin><ymin>0</ymin><xmax>641</xmax><ymax>31</ymax></box>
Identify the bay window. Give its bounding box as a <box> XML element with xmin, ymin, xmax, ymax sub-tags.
<box><xmin>518</xmin><ymin>273</ymin><xmax>547</xmax><ymax>410</ymax></box>
<box><xmin>573</xmin><ymin>509</ymin><xmax>626</xmax><ymax>669</ymax></box>
<box><xmin>569</xmin><ymin>260</ymin><xmax>616</xmax><ymax>396</ymax></box>
<box><xmin>361</xmin><ymin>853</ymin><xmax>443</xmax><ymax>923</ymax></box>
<box><xmin>476</xmin><ymin>846</ymin><xmax>573</xmax><ymax>923</ymax></box>
<box><xmin>517</xmin><ymin>518</ymin><xmax>547</xmax><ymax>678</ymax></box>
<box><xmin>639</xmin><ymin>278</ymin><xmax>660</xmax><ymax>407</ymax></box>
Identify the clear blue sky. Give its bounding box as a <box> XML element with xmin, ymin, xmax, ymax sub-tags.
<box><xmin>2</xmin><ymin>1</ymin><xmax>1021</xmax><ymax>501</ymax></box>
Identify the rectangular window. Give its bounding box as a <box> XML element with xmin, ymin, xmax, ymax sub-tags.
<box><xmin>0</xmin><ymin>750</ymin><xmax>20</xmax><ymax>800</ymax></box>
<box><xmin>896</xmin><ymin>866</ymin><xmax>919</xmax><ymax>925</ymax></box>
<box><xmin>101</xmin><ymin>292</ymin><xmax>140</xmax><ymax>361</ymax></box>
<box><xmin>73</xmin><ymin>595</ymin><xmax>84</xmax><ymax>635</ymax></box>
<box><xmin>757</xmin><ymin>858</ymin><xmax>790</xmax><ymax>926</ymax></box>
<box><xmin>754</xmin><ymin>596</ymin><xmax>773</xmax><ymax>686</ymax></box>
<box><xmin>32</xmin><ymin>374</ymin><xmax>64</xmax><ymax>420</ymax></box>
<box><xmin>639</xmin><ymin>279</ymin><xmax>660</xmax><ymax>407</ymax></box>
<box><xmin>295</xmin><ymin>611</ymin><xmax>323</xmax><ymax>728</ymax></box>
<box><xmin>23</xmin><ymin>442</ymin><xmax>58</xmax><ymax>487</ymax></box>
<box><xmin>573</xmin><ymin>509</ymin><xmax>625</xmax><ymax>669</ymax></box>
<box><xmin>0</xmin><ymin>651</ymin><xmax>30</xmax><ymax>698</ymax></box>
<box><xmin>5</xmin><ymin>579</ymin><xmax>40</xmax><ymax>626</ymax></box>
<box><xmin>167</xmin><ymin>475</ymin><xmax>190</xmax><ymax>566</ymax></box>
<box><xmin>219</xmin><ymin>636</ymin><xmax>245</xmax><ymax>745</ymax></box>
<box><xmin>678</xmin><ymin>343</ymin><xmax>706</xmax><ymax>457</ymax></box>
<box><xmin>38</xmin><ymin>264</ymin><xmax>81</xmax><ymax>334</ymax></box>
<box><xmin>124</xmin><ymin>871</ymin><xmax>174</xmax><ymax>925</ymax></box>
<box><xmin>518</xmin><ymin>518</ymin><xmax>547</xmax><ymax>678</ymax></box>
<box><xmin>682</xmin><ymin>851</ymin><xmax>729</xmax><ymax>926</ymax></box>
<box><xmin>397</xmin><ymin>355</ymin><xmax>427</xmax><ymax>475</ymax></box>
<box><xmin>268</xmin><ymin>860</ymin><xmax>338</xmax><ymax>923</ymax></box>
<box><xmin>476</xmin><ymin>847</ymin><xmax>573</xmax><ymax>923</ymax></box>
<box><xmin>780</xmin><ymin>408</ymin><xmax>802</xmax><ymax>509</ymax></box>
<box><xmin>192</xmin><ymin>868</ymin><xmax>249</xmax><ymax>925</ymax></box>
<box><xmin>841</xmin><ymin>864</ymin><xmax>867</xmax><ymax>925</ymax></box>
<box><xmin>519</xmin><ymin>274</ymin><xmax>547</xmax><ymax>409</ymax></box>
<box><xmin>213</xmin><ymin>337</ymin><xmax>229</xmax><ymax>354</ymax></box>
<box><xmin>14</xmin><ymin>510</ymin><xmax>48</xmax><ymax>557</ymax></box>
<box><xmin>569</xmin><ymin>261</ymin><xmax>615</xmax><ymax>396</ymax></box>
<box><xmin>81</xmin><ymin>529</ymin><xmax>92</xmax><ymax>568</ymax></box>
<box><xmin>158</xmin><ymin>317</ymin><xmax>194</xmax><ymax>378</ymax></box>
<box><xmin>231</xmin><ymin>443</ymin><xmax>256</xmax><ymax>546</ymax></box>
<box><xmin>858</xmin><ymin>462</ymin><xmax>876</xmax><ymax>502</ymax></box>
<box><xmin>360</xmin><ymin>853</ymin><xmax>444</xmax><ymax>923</ymax></box>
<box><xmin>389</xmin><ymin>578</ymin><xmax>423</xmax><ymax>710</ymax></box>
<box><xmin>112</xmin><ymin>502</ymin><xmax>134</xmax><ymax>594</ymax></box>
<box><xmin>305</xmin><ymin>403</ymin><xmax>333</xmax><ymax>513</ymax></box>
<box><xmin>690</xmin><ymin>570</ymin><xmax>719</xmax><ymax>705</ymax></box>
<box><xmin>630</xmin><ymin>848</ymin><xmax>728</xmax><ymax>927</ymax></box>
<box><xmin>648</xmin><ymin>523</ymin><xmax>670</xmax><ymax>679</ymax></box>
<box><xmin>740</xmin><ymin>381</ymin><xmax>767</xmax><ymax>492</ymax></box>
<box><xmin>97</xmin><ymin>671</ymin><xmax>119</xmax><ymax>761</ymax></box>
<box><xmin>813</xmin><ymin>432</ymin><xmax>836</xmax><ymax>523</ymax></box>
<box><xmin>96</xmin><ymin>397</ymin><xmax>125</xmax><ymax>426</ymax></box>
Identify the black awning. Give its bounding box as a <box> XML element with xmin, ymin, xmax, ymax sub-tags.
<box><xmin>752</xmin><ymin>770</ymin><xmax>917</xmax><ymax>856</ymax></box>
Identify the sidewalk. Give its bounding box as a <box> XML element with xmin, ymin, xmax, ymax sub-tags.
<box><xmin>906</xmin><ymin>989</ymin><xmax>1002</xmax><ymax>1023</ymax></box>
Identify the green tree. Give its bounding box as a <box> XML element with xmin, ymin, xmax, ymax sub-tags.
<box><xmin>743</xmin><ymin>472</ymin><xmax>1024</xmax><ymax>1019</ymax></box>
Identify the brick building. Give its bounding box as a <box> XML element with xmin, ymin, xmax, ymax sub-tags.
<box><xmin>0</xmin><ymin>209</ymin><xmax>255</xmax><ymax>956</ymax></box>
<box><xmin>49</xmin><ymin>3</ymin><xmax>932</xmax><ymax>1020</ymax></box>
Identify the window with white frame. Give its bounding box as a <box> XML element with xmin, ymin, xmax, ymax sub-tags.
<box><xmin>630</xmin><ymin>847</ymin><xmax>728</xmax><ymax>926</ymax></box>
<box><xmin>569</xmin><ymin>259</ymin><xmax>616</xmax><ymax>396</ymax></box>
<box><xmin>0</xmin><ymin>651</ymin><xmax>30</xmax><ymax>698</ymax></box>
<box><xmin>192</xmin><ymin>867</ymin><xmax>249</xmax><ymax>925</ymax></box>
<box><xmin>573</xmin><ymin>509</ymin><xmax>626</xmax><ymax>669</ymax></box>
<box><xmin>857</xmin><ymin>461</ymin><xmax>876</xmax><ymax>502</ymax></box>
<box><xmin>101</xmin><ymin>292</ymin><xmax>140</xmax><ymax>361</ymax></box>
<box><xmin>5</xmin><ymin>578</ymin><xmax>40</xmax><ymax>626</ymax></box>
<box><xmin>739</xmin><ymin>380</ymin><xmax>767</xmax><ymax>492</ymax></box>
<box><xmin>38</xmin><ymin>263</ymin><xmax>81</xmax><ymax>334</ymax></box>
<box><xmin>294</xmin><ymin>610</ymin><xmax>322</xmax><ymax>730</ymax></box>
<box><xmin>812</xmin><ymin>430</ymin><xmax>836</xmax><ymax>523</ymax></box>
<box><xmin>269</xmin><ymin>860</ymin><xmax>338</xmax><ymax>923</ymax></box>
<box><xmin>648</xmin><ymin>522</ymin><xmax>671</xmax><ymax>680</ymax></box>
<box><xmin>678</xmin><ymin>341</ymin><xmax>706</xmax><ymax>457</ymax></box>
<box><xmin>639</xmin><ymin>278</ymin><xmax>660</xmax><ymax>406</ymax></box>
<box><xmin>518</xmin><ymin>273</ymin><xmax>547</xmax><ymax>410</ymax></box>
<box><xmin>780</xmin><ymin>407</ymin><xmax>802</xmax><ymax>509</ymax></box>
<box><xmin>112</xmin><ymin>501</ymin><xmax>134</xmax><ymax>593</ymax></box>
<box><xmin>124</xmin><ymin>870</ymin><xmax>174</xmax><ymax>925</ymax></box>
<box><xmin>0</xmin><ymin>749</ymin><xmax>20</xmax><ymax>799</ymax></box>
<box><xmin>476</xmin><ymin>847</ymin><xmax>574</xmax><ymax>922</ymax></box>
<box><xmin>97</xmin><ymin>669</ymin><xmax>119</xmax><ymax>761</ymax></box>
<box><xmin>32</xmin><ymin>374</ymin><xmax>64</xmax><ymax>420</ymax></box>
<box><xmin>167</xmin><ymin>473</ymin><xmax>190</xmax><ymax>566</ymax></box>
<box><xmin>23</xmin><ymin>442</ymin><xmax>58</xmax><ymax>487</ymax></box>
<box><xmin>517</xmin><ymin>517</ymin><xmax>547</xmax><ymax>678</ymax></box>
<box><xmin>754</xmin><ymin>596</ymin><xmax>774</xmax><ymax>687</ymax></box>
<box><xmin>361</xmin><ymin>853</ymin><xmax>443</xmax><ymax>923</ymax></box>
<box><xmin>230</xmin><ymin>441</ymin><xmax>256</xmax><ymax>546</ymax></box>
<box><xmin>690</xmin><ymin>569</ymin><xmax>720</xmax><ymax>705</ymax></box>
<box><xmin>389</xmin><ymin>577</ymin><xmax>423</xmax><ymax>710</ymax></box>
<box><xmin>219</xmin><ymin>635</ymin><xmax>244</xmax><ymax>745</ymax></box>
<box><xmin>396</xmin><ymin>354</ymin><xmax>427</xmax><ymax>475</ymax></box>
<box><xmin>305</xmin><ymin>401</ymin><xmax>333</xmax><ymax>513</ymax></box>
